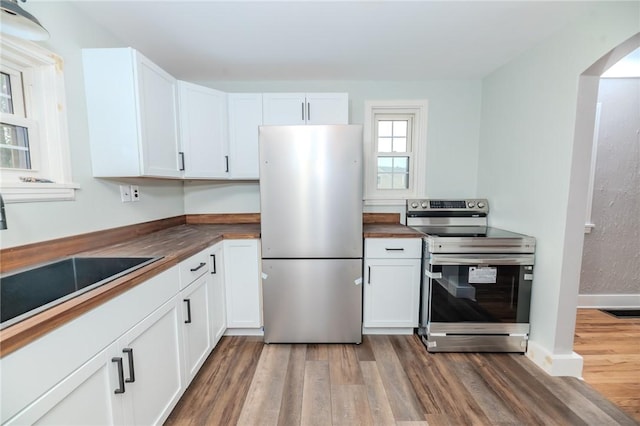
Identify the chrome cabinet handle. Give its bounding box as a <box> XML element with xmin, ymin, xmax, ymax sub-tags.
<box><xmin>307</xmin><ymin>102</ymin><xmax>310</xmax><ymax>121</ymax></box>
<box><xmin>122</xmin><ymin>348</ymin><xmax>135</xmax><ymax>383</ymax></box>
<box><xmin>301</xmin><ymin>102</ymin><xmax>305</xmax><ymax>120</ymax></box>
<box><xmin>112</xmin><ymin>357</ymin><xmax>125</xmax><ymax>394</ymax></box>
<box><xmin>184</xmin><ymin>299</ymin><xmax>192</xmax><ymax>324</ymax></box>
<box><xmin>225</xmin><ymin>155</ymin><xmax>229</xmax><ymax>173</ymax></box>
<box><xmin>211</xmin><ymin>254</ymin><xmax>216</xmax><ymax>274</ymax></box>
<box><xmin>368</xmin><ymin>266</ymin><xmax>371</xmax><ymax>284</ymax></box>
<box><xmin>190</xmin><ymin>262</ymin><xmax>206</xmax><ymax>272</ymax></box>
<box><xmin>385</xmin><ymin>248</ymin><xmax>404</xmax><ymax>251</ymax></box>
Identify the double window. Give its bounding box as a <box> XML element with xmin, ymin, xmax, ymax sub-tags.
<box><xmin>364</xmin><ymin>100</ymin><xmax>428</xmax><ymax>202</ymax></box>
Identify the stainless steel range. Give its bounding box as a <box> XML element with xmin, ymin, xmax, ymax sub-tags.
<box><xmin>406</xmin><ymin>199</ymin><xmax>535</xmax><ymax>353</ymax></box>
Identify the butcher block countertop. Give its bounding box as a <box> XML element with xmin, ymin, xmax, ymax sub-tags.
<box><xmin>363</xmin><ymin>223</ymin><xmax>424</xmax><ymax>238</ymax></box>
<box><xmin>0</xmin><ymin>223</ymin><xmax>260</xmax><ymax>357</ymax></box>
<box><xmin>1</xmin><ymin>214</ymin><xmax>418</xmax><ymax>356</ymax></box>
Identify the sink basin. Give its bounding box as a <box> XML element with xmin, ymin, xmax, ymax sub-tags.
<box><xmin>1</xmin><ymin>256</ymin><xmax>162</xmax><ymax>329</ymax></box>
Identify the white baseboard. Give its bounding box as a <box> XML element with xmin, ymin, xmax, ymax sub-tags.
<box><xmin>362</xmin><ymin>327</ymin><xmax>415</xmax><ymax>335</ymax></box>
<box><xmin>224</xmin><ymin>328</ymin><xmax>264</xmax><ymax>336</ymax></box>
<box><xmin>526</xmin><ymin>341</ymin><xmax>584</xmax><ymax>377</ymax></box>
<box><xmin>577</xmin><ymin>293</ymin><xmax>640</xmax><ymax>308</ymax></box>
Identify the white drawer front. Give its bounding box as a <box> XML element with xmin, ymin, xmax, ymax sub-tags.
<box><xmin>179</xmin><ymin>248</ymin><xmax>210</xmax><ymax>289</ymax></box>
<box><xmin>365</xmin><ymin>238</ymin><xmax>422</xmax><ymax>259</ymax></box>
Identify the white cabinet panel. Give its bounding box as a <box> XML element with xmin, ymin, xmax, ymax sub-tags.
<box><xmin>228</xmin><ymin>93</ymin><xmax>262</xmax><ymax>179</ymax></box>
<box><xmin>178</xmin><ymin>82</ymin><xmax>229</xmax><ymax>179</ymax></box>
<box><xmin>83</xmin><ymin>48</ymin><xmax>180</xmax><ymax>178</ymax></box>
<box><xmin>364</xmin><ymin>258</ymin><xmax>421</xmax><ymax>328</ymax></box>
<box><xmin>262</xmin><ymin>92</ymin><xmax>348</xmax><ymax>125</ymax></box>
<box><xmin>119</xmin><ymin>296</ymin><xmax>184</xmax><ymax>425</ymax></box>
<box><xmin>224</xmin><ymin>239</ymin><xmax>262</xmax><ymax>329</ymax></box>
<box><xmin>180</xmin><ymin>275</ymin><xmax>212</xmax><ymax>384</ymax></box>
<box><xmin>6</xmin><ymin>345</ymin><xmax>123</xmax><ymax>426</ymax></box>
<box><xmin>363</xmin><ymin>238</ymin><xmax>422</xmax><ymax>332</ymax></box>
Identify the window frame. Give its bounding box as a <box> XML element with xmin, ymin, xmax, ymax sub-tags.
<box><xmin>0</xmin><ymin>35</ymin><xmax>77</xmax><ymax>203</ymax></box>
<box><xmin>363</xmin><ymin>100</ymin><xmax>428</xmax><ymax>204</ymax></box>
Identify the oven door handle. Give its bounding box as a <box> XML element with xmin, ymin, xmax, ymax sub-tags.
<box><xmin>429</xmin><ymin>254</ymin><xmax>535</xmax><ymax>266</ymax></box>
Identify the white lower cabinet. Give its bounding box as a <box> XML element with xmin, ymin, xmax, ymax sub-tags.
<box><xmin>224</xmin><ymin>239</ymin><xmax>262</xmax><ymax>331</ymax></box>
<box><xmin>363</xmin><ymin>238</ymin><xmax>422</xmax><ymax>334</ymax></box>
<box><xmin>180</xmin><ymin>274</ymin><xmax>212</xmax><ymax>386</ymax></box>
<box><xmin>5</xmin><ymin>346</ymin><xmax>124</xmax><ymax>425</ymax></box>
<box><xmin>7</xmin><ymin>296</ymin><xmax>184</xmax><ymax>426</ymax></box>
<box><xmin>116</xmin><ymin>296</ymin><xmax>184</xmax><ymax>425</ymax></box>
<box><xmin>2</xmin><ymin>238</ymin><xmax>257</xmax><ymax>424</ymax></box>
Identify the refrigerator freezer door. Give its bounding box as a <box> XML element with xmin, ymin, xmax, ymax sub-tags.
<box><xmin>259</xmin><ymin>125</ymin><xmax>363</xmax><ymax>259</ymax></box>
<box><xmin>262</xmin><ymin>259</ymin><xmax>362</xmax><ymax>343</ymax></box>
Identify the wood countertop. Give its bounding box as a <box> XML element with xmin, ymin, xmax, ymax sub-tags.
<box><xmin>0</xmin><ymin>223</ymin><xmax>260</xmax><ymax>357</ymax></box>
<box><xmin>363</xmin><ymin>223</ymin><xmax>424</xmax><ymax>238</ymax></box>
<box><xmin>1</xmin><ymin>219</ymin><xmax>418</xmax><ymax>356</ymax></box>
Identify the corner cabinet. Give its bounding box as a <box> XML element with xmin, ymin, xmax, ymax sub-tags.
<box><xmin>363</xmin><ymin>238</ymin><xmax>422</xmax><ymax>334</ymax></box>
<box><xmin>224</xmin><ymin>239</ymin><xmax>262</xmax><ymax>332</ymax></box>
<box><xmin>82</xmin><ymin>48</ymin><xmax>181</xmax><ymax>178</ymax></box>
<box><xmin>227</xmin><ymin>93</ymin><xmax>262</xmax><ymax>179</ymax></box>
<box><xmin>262</xmin><ymin>93</ymin><xmax>349</xmax><ymax>125</ymax></box>
<box><xmin>177</xmin><ymin>82</ymin><xmax>229</xmax><ymax>179</ymax></box>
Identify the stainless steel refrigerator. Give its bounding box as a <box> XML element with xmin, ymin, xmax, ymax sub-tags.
<box><xmin>259</xmin><ymin>124</ymin><xmax>363</xmax><ymax>343</ymax></box>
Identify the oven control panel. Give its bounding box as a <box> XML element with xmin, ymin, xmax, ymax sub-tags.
<box><xmin>406</xmin><ymin>199</ymin><xmax>489</xmax><ymax>214</ymax></box>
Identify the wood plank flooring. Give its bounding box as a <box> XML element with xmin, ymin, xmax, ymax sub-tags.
<box><xmin>166</xmin><ymin>333</ymin><xmax>638</xmax><ymax>425</ymax></box>
<box><xmin>574</xmin><ymin>308</ymin><xmax>640</xmax><ymax>422</ymax></box>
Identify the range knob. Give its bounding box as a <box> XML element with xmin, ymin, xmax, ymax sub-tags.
<box><xmin>477</xmin><ymin>201</ymin><xmax>486</xmax><ymax>208</ymax></box>
<box><xmin>421</xmin><ymin>201</ymin><xmax>429</xmax><ymax>208</ymax></box>
<box><xmin>410</xmin><ymin>202</ymin><xmax>419</xmax><ymax>209</ymax></box>
<box><xmin>467</xmin><ymin>201</ymin><xmax>475</xmax><ymax>208</ymax></box>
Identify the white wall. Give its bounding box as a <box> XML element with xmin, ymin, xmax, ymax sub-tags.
<box><xmin>184</xmin><ymin>80</ymin><xmax>482</xmax><ymax>215</ymax></box>
<box><xmin>477</xmin><ymin>2</ymin><xmax>639</xmax><ymax>375</ymax></box>
<box><xmin>0</xmin><ymin>3</ymin><xmax>185</xmax><ymax>249</ymax></box>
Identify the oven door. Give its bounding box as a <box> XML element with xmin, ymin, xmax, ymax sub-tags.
<box><xmin>426</xmin><ymin>254</ymin><xmax>534</xmax><ymax>324</ymax></box>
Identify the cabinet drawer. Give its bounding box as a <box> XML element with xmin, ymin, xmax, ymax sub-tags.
<box><xmin>179</xmin><ymin>248</ymin><xmax>210</xmax><ymax>289</ymax></box>
<box><xmin>365</xmin><ymin>238</ymin><xmax>422</xmax><ymax>259</ymax></box>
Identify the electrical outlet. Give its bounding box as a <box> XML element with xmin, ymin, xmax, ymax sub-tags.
<box><xmin>130</xmin><ymin>185</ymin><xmax>140</xmax><ymax>202</ymax></box>
<box><xmin>119</xmin><ymin>185</ymin><xmax>132</xmax><ymax>202</ymax></box>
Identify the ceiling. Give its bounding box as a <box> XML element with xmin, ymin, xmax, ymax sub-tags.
<box><xmin>62</xmin><ymin>1</ymin><xmax>603</xmax><ymax>81</ymax></box>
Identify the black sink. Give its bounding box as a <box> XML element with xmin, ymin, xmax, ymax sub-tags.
<box><xmin>1</xmin><ymin>256</ymin><xmax>162</xmax><ymax>328</ymax></box>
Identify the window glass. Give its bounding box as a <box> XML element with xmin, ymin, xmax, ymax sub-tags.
<box><xmin>0</xmin><ymin>123</ymin><xmax>31</xmax><ymax>169</ymax></box>
<box><xmin>0</xmin><ymin>72</ymin><xmax>14</xmax><ymax>114</ymax></box>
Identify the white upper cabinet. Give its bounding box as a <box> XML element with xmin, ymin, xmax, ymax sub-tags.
<box><xmin>82</xmin><ymin>48</ymin><xmax>181</xmax><ymax>178</ymax></box>
<box><xmin>177</xmin><ymin>82</ymin><xmax>229</xmax><ymax>179</ymax></box>
<box><xmin>262</xmin><ymin>93</ymin><xmax>348</xmax><ymax>125</ymax></box>
<box><xmin>227</xmin><ymin>93</ymin><xmax>262</xmax><ymax>179</ymax></box>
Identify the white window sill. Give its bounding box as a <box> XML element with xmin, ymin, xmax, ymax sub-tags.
<box><xmin>1</xmin><ymin>183</ymin><xmax>80</xmax><ymax>203</ymax></box>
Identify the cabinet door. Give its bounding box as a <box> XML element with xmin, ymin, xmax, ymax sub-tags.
<box><xmin>5</xmin><ymin>344</ymin><xmax>124</xmax><ymax>425</ymax></box>
<box><xmin>305</xmin><ymin>93</ymin><xmax>349</xmax><ymax>124</ymax></box>
<box><xmin>209</xmin><ymin>243</ymin><xmax>227</xmax><ymax>345</ymax></box>
<box><xmin>228</xmin><ymin>93</ymin><xmax>262</xmax><ymax>179</ymax></box>
<box><xmin>180</xmin><ymin>275</ymin><xmax>212</xmax><ymax>384</ymax></box>
<box><xmin>224</xmin><ymin>240</ymin><xmax>262</xmax><ymax>328</ymax></box>
<box><xmin>178</xmin><ymin>81</ymin><xmax>229</xmax><ymax>178</ymax></box>
<box><xmin>136</xmin><ymin>53</ymin><xmax>181</xmax><ymax>177</ymax></box>
<box><xmin>119</xmin><ymin>296</ymin><xmax>184</xmax><ymax>426</ymax></box>
<box><xmin>262</xmin><ymin>93</ymin><xmax>306</xmax><ymax>125</ymax></box>
<box><xmin>363</xmin><ymin>258</ymin><xmax>421</xmax><ymax>328</ymax></box>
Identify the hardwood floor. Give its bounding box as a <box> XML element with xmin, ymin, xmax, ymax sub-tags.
<box><xmin>574</xmin><ymin>308</ymin><xmax>640</xmax><ymax>422</ymax></box>
<box><xmin>166</xmin><ymin>333</ymin><xmax>638</xmax><ymax>425</ymax></box>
